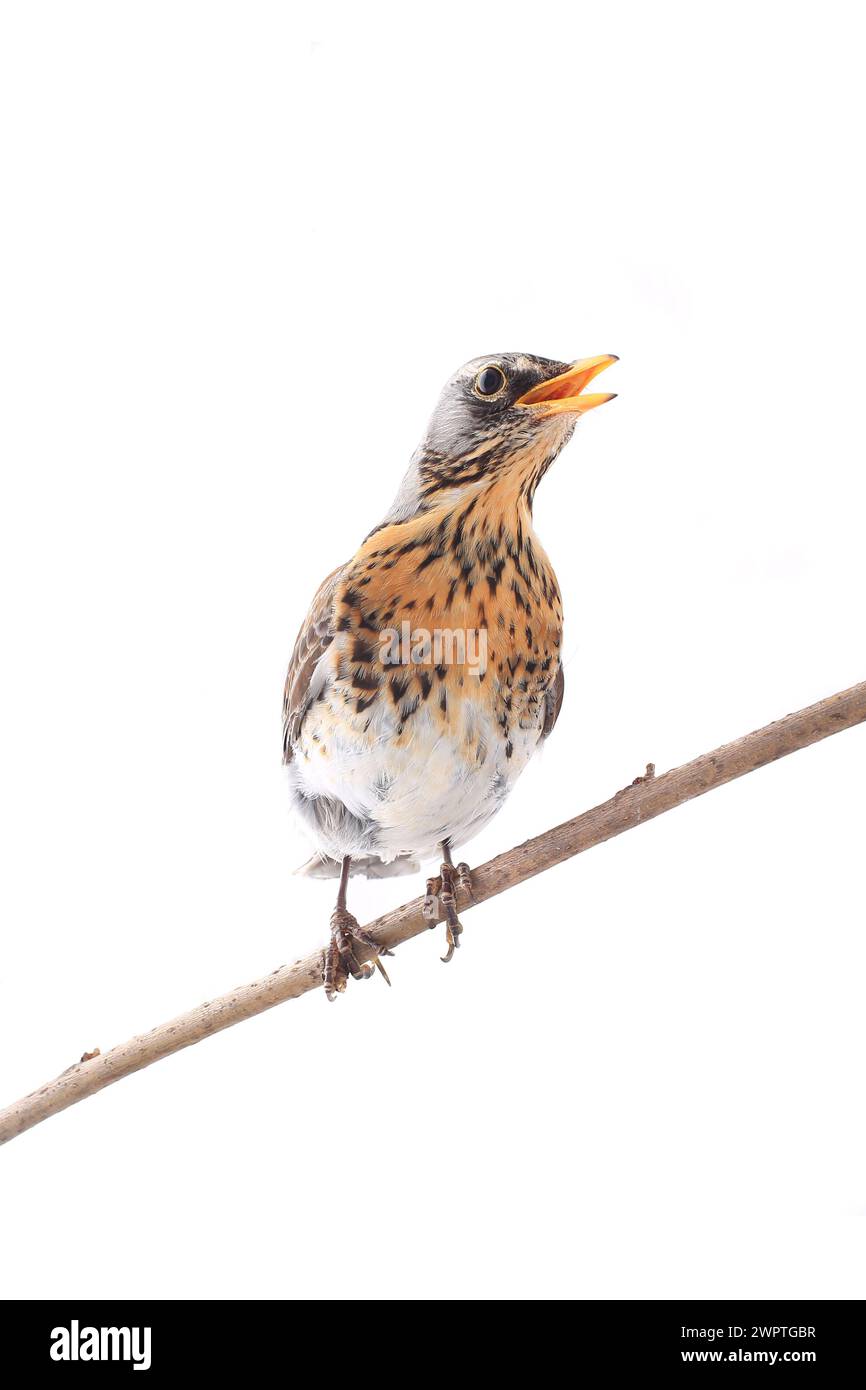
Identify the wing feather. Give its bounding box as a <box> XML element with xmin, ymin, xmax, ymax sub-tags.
<box><xmin>281</xmin><ymin>565</ymin><xmax>344</xmax><ymax>763</ymax></box>
<box><xmin>541</xmin><ymin>663</ymin><xmax>565</xmax><ymax>739</ymax></box>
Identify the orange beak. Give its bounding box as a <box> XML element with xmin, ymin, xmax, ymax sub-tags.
<box><xmin>515</xmin><ymin>354</ymin><xmax>618</xmax><ymax>416</ymax></box>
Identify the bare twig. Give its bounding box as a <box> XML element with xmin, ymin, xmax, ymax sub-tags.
<box><xmin>2</xmin><ymin>681</ymin><xmax>864</xmax><ymax>1146</ymax></box>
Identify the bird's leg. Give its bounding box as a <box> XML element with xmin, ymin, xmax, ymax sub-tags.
<box><xmin>324</xmin><ymin>856</ymin><xmax>392</xmax><ymax>1001</ymax></box>
<box><xmin>423</xmin><ymin>840</ymin><xmax>473</xmax><ymax>964</ymax></box>
<box><xmin>437</xmin><ymin>842</ymin><xmax>465</xmax><ymax>963</ymax></box>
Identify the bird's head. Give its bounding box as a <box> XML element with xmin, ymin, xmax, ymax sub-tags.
<box><xmin>385</xmin><ymin>352</ymin><xmax>618</xmax><ymax>524</ymax></box>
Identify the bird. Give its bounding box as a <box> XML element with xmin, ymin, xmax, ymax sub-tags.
<box><xmin>282</xmin><ymin>351</ymin><xmax>617</xmax><ymax>998</ymax></box>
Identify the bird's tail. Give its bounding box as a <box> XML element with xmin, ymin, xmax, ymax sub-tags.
<box><xmin>295</xmin><ymin>851</ymin><xmax>421</xmax><ymax>880</ymax></box>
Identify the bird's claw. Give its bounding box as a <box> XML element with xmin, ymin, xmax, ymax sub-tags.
<box><xmin>426</xmin><ymin>860</ymin><xmax>468</xmax><ymax>964</ymax></box>
<box><xmin>324</xmin><ymin>906</ymin><xmax>392</xmax><ymax>1000</ymax></box>
<box><xmin>440</xmin><ymin>913</ymin><xmax>463</xmax><ymax>963</ymax></box>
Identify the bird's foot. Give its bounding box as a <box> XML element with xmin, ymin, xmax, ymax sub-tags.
<box><xmin>422</xmin><ymin>860</ymin><xmax>473</xmax><ymax>963</ymax></box>
<box><xmin>455</xmin><ymin>860</ymin><xmax>474</xmax><ymax>900</ymax></box>
<box><xmin>323</xmin><ymin>906</ymin><xmax>393</xmax><ymax>1001</ymax></box>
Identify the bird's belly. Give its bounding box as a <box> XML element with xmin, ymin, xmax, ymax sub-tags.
<box><xmin>289</xmin><ymin>690</ymin><xmax>540</xmax><ymax>864</ymax></box>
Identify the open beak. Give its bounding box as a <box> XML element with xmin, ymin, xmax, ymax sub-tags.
<box><xmin>515</xmin><ymin>354</ymin><xmax>618</xmax><ymax>416</ymax></box>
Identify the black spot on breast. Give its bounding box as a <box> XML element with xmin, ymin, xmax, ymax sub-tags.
<box><xmin>486</xmin><ymin>557</ymin><xmax>506</xmax><ymax>597</ymax></box>
<box><xmin>419</xmin><ymin>536</ymin><xmax>450</xmax><ymax>569</ymax></box>
<box><xmin>419</xmin><ymin>672</ymin><xmax>432</xmax><ymax>699</ymax></box>
<box><xmin>511</xmin><ymin>581</ymin><xmax>529</xmax><ymax>613</ymax></box>
<box><xmin>352</xmin><ymin>635</ymin><xmax>377</xmax><ymax>666</ymax></box>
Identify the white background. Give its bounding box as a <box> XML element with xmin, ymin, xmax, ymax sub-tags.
<box><xmin>1</xmin><ymin>1</ymin><xmax>864</xmax><ymax>1300</ymax></box>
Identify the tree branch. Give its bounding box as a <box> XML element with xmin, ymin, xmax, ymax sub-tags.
<box><xmin>2</xmin><ymin>680</ymin><xmax>864</xmax><ymax>1146</ymax></box>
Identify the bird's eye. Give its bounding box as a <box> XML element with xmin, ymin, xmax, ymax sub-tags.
<box><xmin>474</xmin><ymin>365</ymin><xmax>506</xmax><ymax>398</ymax></box>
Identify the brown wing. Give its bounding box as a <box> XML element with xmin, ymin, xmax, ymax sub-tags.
<box><xmin>282</xmin><ymin>565</ymin><xmax>344</xmax><ymax>763</ymax></box>
<box><xmin>542</xmin><ymin>663</ymin><xmax>565</xmax><ymax>739</ymax></box>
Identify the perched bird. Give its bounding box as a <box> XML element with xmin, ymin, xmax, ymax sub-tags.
<box><xmin>283</xmin><ymin>351</ymin><xmax>617</xmax><ymax>997</ymax></box>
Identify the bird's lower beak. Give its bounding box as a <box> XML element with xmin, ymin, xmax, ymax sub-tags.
<box><xmin>515</xmin><ymin>354</ymin><xmax>618</xmax><ymax>415</ymax></box>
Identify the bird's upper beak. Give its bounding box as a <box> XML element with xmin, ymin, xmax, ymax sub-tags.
<box><xmin>515</xmin><ymin>354</ymin><xmax>618</xmax><ymax>416</ymax></box>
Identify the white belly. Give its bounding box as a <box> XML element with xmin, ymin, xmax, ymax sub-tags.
<box><xmin>288</xmin><ymin>688</ymin><xmax>541</xmax><ymax>865</ymax></box>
